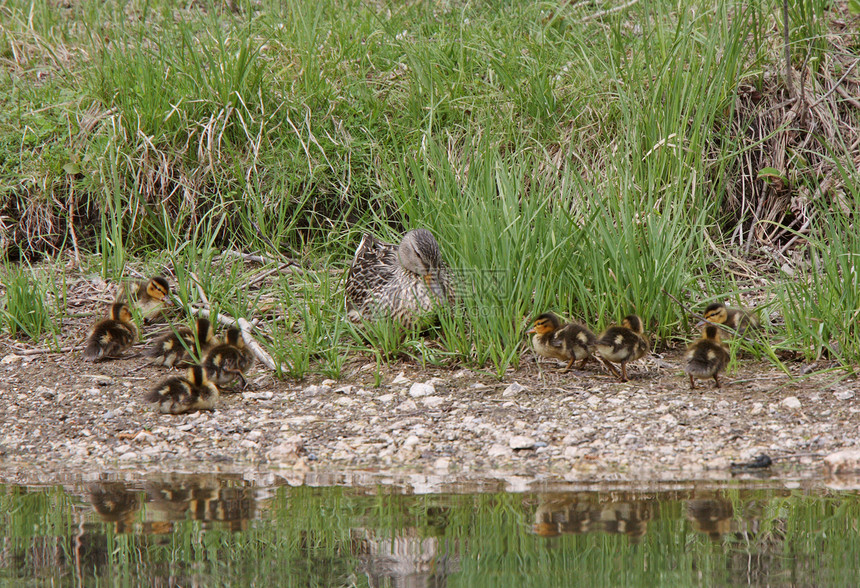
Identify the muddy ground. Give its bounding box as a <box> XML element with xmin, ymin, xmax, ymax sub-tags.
<box><xmin>2</xmin><ymin>325</ymin><xmax>859</xmax><ymax>487</ymax></box>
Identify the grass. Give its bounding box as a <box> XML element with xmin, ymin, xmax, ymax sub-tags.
<box><xmin>0</xmin><ymin>0</ymin><xmax>858</xmax><ymax>376</ymax></box>
<box><xmin>3</xmin><ymin>481</ymin><xmax>860</xmax><ymax>586</ymax></box>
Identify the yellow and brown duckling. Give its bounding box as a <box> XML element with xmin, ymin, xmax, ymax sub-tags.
<box><xmin>145</xmin><ymin>365</ymin><xmax>219</xmax><ymax>414</ymax></box>
<box><xmin>147</xmin><ymin>318</ymin><xmax>217</xmax><ymax>367</ymax></box>
<box><xmin>203</xmin><ymin>327</ymin><xmax>254</xmax><ymax>389</ymax></box>
<box><xmin>120</xmin><ymin>276</ymin><xmax>172</xmax><ymax>321</ymax></box>
<box><xmin>699</xmin><ymin>302</ymin><xmax>758</xmax><ymax>336</ymax></box>
<box><xmin>685</xmin><ymin>324</ymin><xmax>730</xmax><ymax>390</ymax></box>
<box><xmin>528</xmin><ymin>312</ymin><xmax>596</xmax><ymax>372</ymax></box>
<box><xmin>345</xmin><ymin>229</ymin><xmax>454</xmax><ymax>328</ymax></box>
<box><xmin>83</xmin><ymin>302</ymin><xmax>138</xmax><ymax>362</ymax></box>
<box><xmin>595</xmin><ymin>314</ymin><xmax>649</xmax><ymax>382</ymax></box>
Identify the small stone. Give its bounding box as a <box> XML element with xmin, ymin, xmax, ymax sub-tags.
<box><xmin>750</xmin><ymin>402</ymin><xmax>764</xmax><ymax>416</ymax></box>
<box><xmin>824</xmin><ymin>449</ymin><xmax>860</xmax><ymax>475</ymax></box>
<box><xmin>534</xmin><ymin>441</ymin><xmax>548</xmax><ymax>448</ymax></box>
<box><xmin>396</xmin><ymin>400</ymin><xmax>418</xmax><ymax>412</ymax></box>
<box><xmin>243</xmin><ymin>391</ymin><xmax>274</xmax><ymax>401</ymax></box>
<box><xmin>118</xmin><ymin>452</ymin><xmax>137</xmax><ymax>461</ymax></box>
<box><xmin>321</xmin><ymin>379</ymin><xmax>337</xmax><ymax>387</ymax></box>
<box><xmin>587</xmin><ymin>395</ymin><xmax>601</xmax><ymax>407</ymax></box>
<box><xmin>375</xmin><ymin>393</ymin><xmax>395</xmax><ymax>403</ymax></box>
<box><xmin>392</xmin><ymin>372</ymin><xmax>410</xmax><ymax>385</ymax></box>
<box><xmin>80</xmin><ymin>429</ymin><xmax>92</xmax><ymax>437</ymax></box>
<box><xmin>782</xmin><ymin>396</ymin><xmax>802</xmax><ymax>410</ymax></box>
<box><xmin>509</xmin><ymin>435</ymin><xmax>536</xmax><ymax>450</ymax></box>
<box><xmin>834</xmin><ymin>390</ymin><xmax>855</xmax><ymax>401</ymax></box>
<box><xmin>92</xmin><ymin>375</ymin><xmax>112</xmax><ymax>386</ymax></box>
<box><xmin>239</xmin><ymin>439</ymin><xmax>258</xmax><ymax>449</ymax></box>
<box><xmin>433</xmin><ymin>457</ymin><xmax>451</xmax><ymax>470</ymax></box>
<box><xmin>302</xmin><ymin>384</ymin><xmax>330</xmax><ymax>396</ymax></box>
<box><xmin>335</xmin><ymin>397</ymin><xmax>356</xmax><ymax>407</ymax></box>
<box><xmin>176</xmin><ymin>423</ymin><xmax>194</xmax><ymax>432</ymax></box>
<box><xmin>36</xmin><ymin>386</ymin><xmax>56</xmax><ymax>400</ymax></box>
<box><xmin>422</xmin><ymin>396</ymin><xmax>446</xmax><ymax>408</ymax></box>
<box><xmin>409</xmin><ymin>382</ymin><xmax>435</xmax><ymax>398</ymax></box>
<box><xmin>402</xmin><ymin>435</ymin><xmax>420</xmax><ymax>449</ymax></box>
<box><xmin>469</xmin><ymin>383</ymin><xmax>487</xmax><ymax>390</ymax></box>
<box><xmin>334</xmin><ymin>385</ymin><xmax>354</xmax><ymax>394</ymax></box>
<box><xmin>502</xmin><ymin>382</ymin><xmax>526</xmax><ymax>397</ymax></box>
<box><xmin>1</xmin><ymin>354</ymin><xmax>21</xmax><ymax>365</ymax></box>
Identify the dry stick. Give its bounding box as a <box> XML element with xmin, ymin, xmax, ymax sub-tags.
<box><xmin>809</xmin><ymin>58</ymin><xmax>859</xmax><ymax>109</ymax></box>
<box><xmin>223</xmin><ymin>249</ymin><xmax>280</xmax><ymax>265</ymax></box>
<box><xmin>188</xmin><ymin>272</ymin><xmax>209</xmax><ymax>306</ymax></box>
<box><xmin>67</xmin><ymin>185</ymin><xmax>81</xmax><ymax>268</ymax></box>
<box><xmin>581</xmin><ymin>0</ymin><xmax>640</xmax><ymax>22</ymax></box>
<box><xmin>782</xmin><ymin>0</ymin><xmax>793</xmax><ymax>98</ymax></box>
<box><xmin>10</xmin><ymin>344</ymin><xmax>85</xmax><ymax>356</ymax></box>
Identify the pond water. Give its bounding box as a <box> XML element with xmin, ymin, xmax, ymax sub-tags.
<box><xmin>2</xmin><ymin>473</ymin><xmax>858</xmax><ymax>586</ymax></box>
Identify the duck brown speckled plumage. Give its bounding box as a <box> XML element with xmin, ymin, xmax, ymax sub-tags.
<box><xmin>203</xmin><ymin>327</ymin><xmax>254</xmax><ymax>389</ymax></box>
<box><xmin>145</xmin><ymin>365</ymin><xmax>219</xmax><ymax>414</ymax></box>
<box><xmin>685</xmin><ymin>324</ymin><xmax>730</xmax><ymax>389</ymax></box>
<box><xmin>147</xmin><ymin>318</ymin><xmax>217</xmax><ymax>367</ymax></box>
<box><xmin>595</xmin><ymin>314</ymin><xmax>649</xmax><ymax>382</ymax></box>
<box><xmin>528</xmin><ymin>312</ymin><xmax>596</xmax><ymax>372</ymax></box>
<box><xmin>82</xmin><ymin>303</ymin><xmax>138</xmax><ymax>362</ymax></box>
<box><xmin>345</xmin><ymin>229</ymin><xmax>453</xmax><ymax>328</ymax></box>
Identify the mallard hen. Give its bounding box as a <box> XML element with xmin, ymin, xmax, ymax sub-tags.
<box><xmin>345</xmin><ymin>229</ymin><xmax>453</xmax><ymax>328</ymax></box>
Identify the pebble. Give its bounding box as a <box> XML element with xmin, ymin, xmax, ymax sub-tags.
<box><xmin>391</xmin><ymin>372</ymin><xmax>410</xmax><ymax>385</ymax></box>
<box><xmin>782</xmin><ymin>396</ymin><xmax>802</xmax><ymax>410</ymax></box>
<box><xmin>1</xmin><ymin>354</ymin><xmax>21</xmax><ymax>365</ymax></box>
<box><xmin>502</xmin><ymin>382</ymin><xmax>526</xmax><ymax>397</ymax></box>
<box><xmin>422</xmin><ymin>396</ymin><xmax>446</xmax><ymax>408</ymax></box>
<box><xmin>302</xmin><ymin>385</ymin><xmax>330</xmax><ymax>396</ymax></box>
<box><xmin>834</xmin><ymin>390</ymin><xmax>855</xmax><ymax>401</ymax></box>
<box><xmin>488</xmin><ymin>444</ymin><xmax>512</xmax><ymax>458</ymax></box>
<box><xmin>396</xmin><ymin>400</ymin><xmax>418</xmax><ymax>412</ymax></box>
<box><xmin>509</xmin><ymin>435</ymin><xmax>536</xmax><ymax>450</ymax></box>
<box><xmin>409</xmin><ymin>382</ymin><xmax>435</xmax><ymax>398</ymax></box>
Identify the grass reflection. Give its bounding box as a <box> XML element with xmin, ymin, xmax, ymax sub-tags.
<box><xmin>1</xmin><ymin>478</ymin><xmax>859</xmax><ymax>586</ymax></box>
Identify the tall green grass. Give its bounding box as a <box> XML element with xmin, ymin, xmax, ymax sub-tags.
<box><xmin>0</xmin><ymin>0</ymin><xmax>857</xmax><ymax>370</ymax></box>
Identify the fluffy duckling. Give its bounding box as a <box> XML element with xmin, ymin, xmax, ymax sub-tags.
<box><xmin>83</xmin><ymin>303</ymin><xmax>138</xmax><ymax>362</ymax></box>
<box><xmin>685</xmin><ymin>324</ymin><xmax>730</xmax><ymax>390</ymax></box>
<box><xmin>145</xmin><ymin>365</ymin><xmax>219</xmax><ymax>414</ymax></box>
<box><xmin>120</xmin><ymin>276</ymin><xmax>172</xmax><ymax>321</ymax></box>
<box><xmin>700</xmin><ymin>302</ymin><xmax>758</xmax><ymax>336</ymax></box>
<box><xmin>595</xmin><ymin>314</ymin><xmax>649</xmax><ymax>382</ymax></box>
<box><xmin>203</xmin><ymin>327</ymin><xmax>254</xmax><ymax>389</ymax></box>
<box><xmin>147</xmin><ymin>318</ymin><xmax>216</xmax><ymax>367</ymax></box>
<box><xmin>528</xmin><ymin>312</ymin><xmax>596</xmax><ymax>372</ymax></box>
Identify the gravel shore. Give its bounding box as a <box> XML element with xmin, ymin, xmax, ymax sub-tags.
<box><xmin>2</xmin><ymin>345</ymin><xmax>859</xmax><ymax>484</ymax></box>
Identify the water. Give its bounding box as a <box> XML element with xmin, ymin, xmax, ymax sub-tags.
<box><xmin>2</xmin><ymin>473</ymin><xmax>859</xmax><ymax>586</ymax></box>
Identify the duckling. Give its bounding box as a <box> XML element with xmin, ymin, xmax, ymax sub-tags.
<box><xmin>699</xmin><ymin>302</ymin><xmax>758</xmax><ymax>336</ymax></box>
<box><xmin>82</xmin><ymin>303</ymin><xmax>138</xmax><ymax>362</ymax></box>
<box><xmin>595</xmin><ymin>314</ymin><xmax>649</xmax><ymax>382</ymax></box>
<box><xmin>147</xmin><ymin>318</ymin><xmax>216</xmax><ymax>367</ymax></box>
<box><xmin>528</xmin><ymin>312</ymin><xmax>596</xmax><ymax>372</ymax></box>
<box><xmin>203</xmin><ymin>327</ymin><xmax>254</xmax><ymax>389</ymax></box>
<box><xmin>685</xmin><ymin>324</ymin><xmax>730</xmax><ymax>390</ymax></box>
<box><xmin>145</xmin><ymin>365</ymin><xmax>219</xmax><ymax>414</ymax></box>
<box><xmin>120</xmin><ymin>276</ymin><xmax>172</xmax><ymax>321</ymax></box>
<box><xmin>345</xmin><ymin>229</ymin><xmax>453</xmax><ymax>328</ymax></box>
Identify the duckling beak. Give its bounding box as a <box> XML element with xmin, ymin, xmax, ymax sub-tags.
<box><xmin>695</xmin><ymin>319</ymin><xmax>705</xmax><ymax>328</ymax></box>
<box><xmin>526</xmin><ymin>327</ymin><xmax>536</xmax><ymax>334</ymax></box>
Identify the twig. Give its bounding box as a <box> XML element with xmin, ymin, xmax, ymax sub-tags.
<box><xmin>188</xmin><ymin>272</ymin><xmax>209</xmax><ymax>306</ymax></box>
<box><xmin>581</xmin><ymin>0</ymin><xmax>640</xmax><ymax>22</ymax></box>
<box><xmin>66</xmin><ymin>185</ymin><xmax>81</xmax><ymax>268</ymax></box>
<box><xmin>238</xmin><ymin>317</ymin><xmax>286</xmax><ymax>373</ymax></box>
<box><xmin>809</xmin><ymin>58</ymin><xmax>859</xmax><ymax>109</ymax></box>
<box><xmin>223</xmin><ymin>249</ymin><xmax>281</xmax><ymax>265</ymax></box>
<box><xmin>9</xmin><ymin>344</ymin><xmax>84</xmax><ymax>356</ymax></box>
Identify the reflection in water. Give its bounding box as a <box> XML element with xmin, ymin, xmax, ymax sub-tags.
<box><xmin>533</xmin><ymin>492</ymin><xmax>657</xmax><ymax>542</ymax></box>
<box><xmin>2</xmin><ymin>476</ymin><xmax>860</xmax><ymax>586</ymax></box>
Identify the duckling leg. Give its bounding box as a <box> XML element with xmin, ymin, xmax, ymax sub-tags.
<box><xmin>689</xmin><ymin>374</ymin><xmax>697</xmax><ymax>390</ymax></box>
<box><xmin>561</xmin><ymin>358</ymin><xmax>576</xmax><ymax>373</ymax></box>
<box><xmin>576</xmin><ymin>357</ymin><xmax>589</xmax><ymax>370</ymax></box>
<box><xmin>600</xmin><ymin>357</ymin><xmax>622</xmax><ymax>380</ymax></box>
<box><xmin>713</xmin><ymin>374</ymin><xmax>721</xmax><ymax>389</ymax></box>
<box><xmin>619</xmin><ymin>361</ymin><xmax>630</xmax><ymax>383</ymax></box>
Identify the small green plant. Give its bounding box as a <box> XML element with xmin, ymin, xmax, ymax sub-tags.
<box><xmin>1</xmin><ymin>267</ymin><xmax>56</xmax><ymax>340</ymax></box>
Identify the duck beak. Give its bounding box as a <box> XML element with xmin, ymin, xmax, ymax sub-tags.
<box><xmin>424</xmin><ymin>273</ymin><xmax>445</xmax><ymax>300</ymax></box>
<box><xmin>694</xmin><ymin>319</ymin><xmax>705</xmax><ymax>328</ymax></box>
<box><xmin>526</xmin><ymin>327</ymin><xmax>536</xmax><ymax>334</ymax></box>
